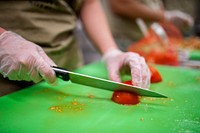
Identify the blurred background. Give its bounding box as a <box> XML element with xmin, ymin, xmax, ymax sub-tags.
<box><xmin>75</xmin><ymin>0</ymin><xmax>200</xmax><ymax>69</ymax></box>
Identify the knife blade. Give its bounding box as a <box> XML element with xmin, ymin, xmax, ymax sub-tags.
<box><xmin>52</xmin><ymin>66</ymin><xmax>167</xmax><ymax>98</ymax></box>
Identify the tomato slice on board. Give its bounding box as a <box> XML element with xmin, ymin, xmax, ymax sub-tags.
<box><xmin>111</xmin><ymin>91</ymin><xmax>140</xmax><ymax>105</ymax></box>
<box><xmin>148</xmin><ymin>65</ymin><xmax>162</xmax><ymax>83</ymax></box>
<box><xmin>111</xmin><ymin>81</ymin><xmax>140</xmax><ymax>105</ymax></box>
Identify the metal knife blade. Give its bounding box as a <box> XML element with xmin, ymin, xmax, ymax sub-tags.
<box><xmin>52</xmin><ymin>66</ymin><xmax>167</xmax><ymax>98</ymax></box>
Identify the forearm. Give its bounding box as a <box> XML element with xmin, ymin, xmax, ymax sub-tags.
<box><xmin>80</xmin><ymin>0</ymin><xmax>118</xmax><ymax>54</ymax></box>
<box><xmin>109</xmin><ymin>0</ymin><xmax>165</xmax><ymax>22</ymax></box>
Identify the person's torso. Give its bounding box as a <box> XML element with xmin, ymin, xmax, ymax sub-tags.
<box><xmin>0</xmin><ymin>0</ymin><xmax>84</xmax><ymax>69</ymax></box>
<box><xmin>0</xmin><ymin>0</ymin><xmax>82</xmax><ymax>46</ymax></box>
<box><xmin>101</xmin><ymin>0</ymin><xmax>163</xmax><ymax>41</ymax></box>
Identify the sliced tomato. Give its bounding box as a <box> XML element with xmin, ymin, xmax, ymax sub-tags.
<box><xmin>111</xmin><ymin>90</ymin><xmax>140</xmax><ymax>105</ymax></box>
<box><xmin>122</xmin><ymin>80</ymin><xmax>132</xmax><ymax>85</ymax></box>
<box><xmin>148</xmin><ymin>65</ymin><xmax>162</xmax><ymax>83</ymax></box>
<box><xmin>111</xmin><ymin>81</ymin><xmax>140</xmax><ymax>105</ymax></box>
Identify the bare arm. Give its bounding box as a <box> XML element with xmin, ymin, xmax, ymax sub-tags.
<box><xmin>80</xmin><ymin>0</ymin><xmax>118</xmax><ymax>54</ymax></box>
<box><xmin>109</xmin><ymin>0</ymin><xmax>165</xmax><ymax>22</ymax></box>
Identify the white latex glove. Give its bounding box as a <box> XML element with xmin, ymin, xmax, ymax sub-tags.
<box><xmin>164</xmin><ymin>10</ymin><xmax>194</xmax><ymax>27</ymax></box>
<box><xmin>0</xmin><ymin>31</ymin><xmax>57</xmax><ymax>85</ymax></box>
<box><xmin>103</xmin><ymin>49</ymin><xmax>151</xmax><ymax>89</ymax></box>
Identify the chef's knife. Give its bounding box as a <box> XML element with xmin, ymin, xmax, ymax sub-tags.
<box><xmin>52</xmin><ymin>66</ymin><xmax>167</xmax><ymax>98</ymax></box>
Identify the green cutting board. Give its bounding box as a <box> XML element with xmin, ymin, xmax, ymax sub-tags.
<box><xmin>0</xmin><ymin>61</ymin><xmax>200</xmax><ymax>133</ymax></box>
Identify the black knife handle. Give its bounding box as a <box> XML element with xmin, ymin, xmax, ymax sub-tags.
<box><xmin>52</xmin><ymin>66</ymin><xmax>70</xmax><ymax>81</ymax></box>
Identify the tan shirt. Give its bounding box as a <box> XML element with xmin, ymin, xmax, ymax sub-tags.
<box><xmin>0</xmin><ymin>0</ymin><xmax>83</xmax><ymax>70</ymax></box>
<box><xmin>163</xmin><ymin>0</ymin><xmax>196</xmax><ymax>18</ymax></box>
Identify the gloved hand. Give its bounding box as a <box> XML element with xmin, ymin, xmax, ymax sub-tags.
<box><xmin>164</xmin><ymin>10</ymin><xmax>194</xmax><ymax>28</ymax></box>
<box><xmin>103</xmin><ymin>49</ymin><xmax>151</xmax><ymax>89</ymax></box>
<box><xmin>0</xmin><ymin>31</ymin><xmax>57</xmax><ymax>85</ymax></box>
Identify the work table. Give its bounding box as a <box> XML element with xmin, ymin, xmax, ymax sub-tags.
<box><xmin>0</xmin><ymin>61</ymin><xmax>200</xmax><ymax>133</ymax></box>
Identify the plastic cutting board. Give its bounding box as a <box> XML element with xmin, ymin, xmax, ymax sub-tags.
<box><xmin>0</xmin><ymin>61</ymin><xmax>200</xmax><ymax>133</ymax></box>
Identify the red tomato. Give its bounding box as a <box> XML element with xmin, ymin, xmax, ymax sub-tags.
<box><xmin>122</xmin><ymin>80</ymin><xmax>132</xmax><ymax>85</ymax></box>
<box><xmin>148</xmin><ymin>49</ymin><xmax>179</xmax><ymax>66</ymax></box>
<box><xmin>148</xmin><ymin>65</ymin><xmax>162</xmax><ymax>83</ymax></box>
<box><xmin>111</xmin><ymin>81</ymin><xmax>140</xmax><ymax>105</ymax></box>
<box><xmin>111</xmin><ymin>90</ymin><xmax>140</xmax><ymax>105</ymax></box>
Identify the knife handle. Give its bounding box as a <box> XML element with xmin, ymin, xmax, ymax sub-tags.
<box><xmin>52</xmin><ymin>66</ymin><xmax>70</xmax><ymax>81</ymax></box>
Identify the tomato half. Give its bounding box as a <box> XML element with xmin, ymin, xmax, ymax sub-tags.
<box><xmin>111</xmin><ymin>81</ymin><xmax>140</xmax><ymax>105</ymax></box>
<box><xmin>111</xmin><ymin>90</ymin><xmax>140</xmax><ymax>105</ymax></box>
<box><xmin>148</xmin><ymin>65</ymin><xmax>162</xmax><ymax>83</ymax></box>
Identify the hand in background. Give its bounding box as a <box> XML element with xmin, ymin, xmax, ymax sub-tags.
<box><xmin>164</xmin><ymin>10</ymin><xmax>194</xmax><ymax>31</ymax></box>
